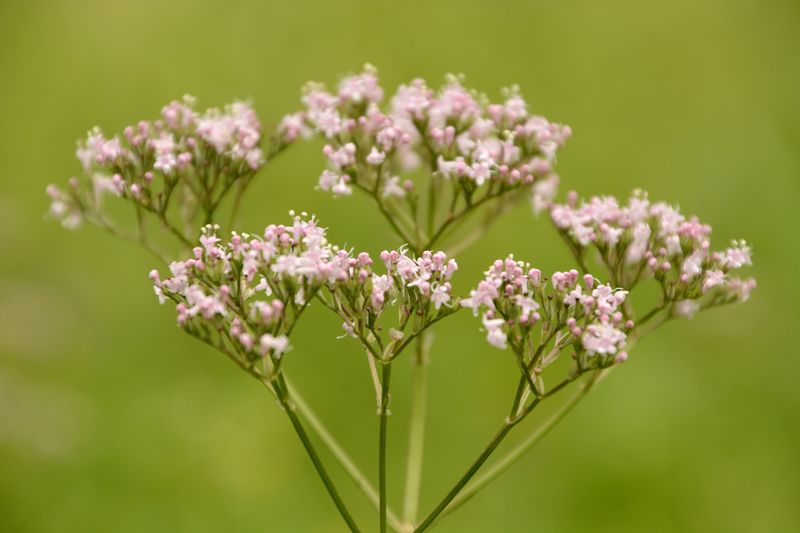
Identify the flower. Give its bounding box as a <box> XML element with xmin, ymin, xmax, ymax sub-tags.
<box><xmin>581</xmin><ymin>321</ymin><xmax>627</xmax><ymax>356</ymax></box>
<box><xmin>260</xmin><ymin>334</ymin><xmax>290</xmax><ymax>358</ymax></box>
<box><xmin>482</xmin><ymin>315</ymin><xmax>508</xmax><ymax>349</ymax></box>
<box><xmin>673</xmin><ymin>299</ymin><xmax>701</xmax><ymax>319</ymax></box>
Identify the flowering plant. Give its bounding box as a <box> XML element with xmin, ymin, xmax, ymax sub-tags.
<box><xmin>48</xmin><ymin>66</ymin><xmax>755</xmax><ymax>532</ymax></box>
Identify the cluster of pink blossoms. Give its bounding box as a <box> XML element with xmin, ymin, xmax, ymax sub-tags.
<box><xmin>463</xmin><ymin>256</ymin><xmax>632</xmax><ymax>370</ymax></box>
<box><xmin>550</xmin><ymin>190</ymin><xmax>756</xmax><ymax>313</ymax></box>
<box><xmin>47</xmin><ymin>96</ymin><xmax>275</xmax><ymax>230</ymax></box>
<box><xmin>150</xmin><ymin>213</ymin><xmax>458</xmax><ymax>366</ymax></box>
<box><xmin>287</xmin><ymin>65</ymin><xmax>570</xmax><ymax>209</ymax></box>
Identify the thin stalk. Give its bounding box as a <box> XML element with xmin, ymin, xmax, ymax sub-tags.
<box><xmin>274</xmin><ymin>376</ymin><xmax>361</xmax><ymax>532</ymax></box>
<box><xmin>401</xmin><ymin>332</ymin><xmax>432</xmax><ymax>526</ymax></box>
<box><xmin>367</xmin><ymin>349</ymin><xmax>383</xmax><ymax>407</ymax></box>
<box><xmin>285</xmin><ymin>379</ymin><xmax>404</xmax><ymax>531</ymax></box>
<box><xmin>438</xmin><ymin>372</ymin><xmax>601</xmax><ymax>522</ymax></box>
<box><xmin>354</xmin><ymin>182</ymin><xmax>416</xmax><ymax>246</ymax></box>
<box><xmin>379</xmin><ymin>363</ymin><xmax>393</xmax><ymax>533</ymax></box>
<box><xmin>414</xmin><ymin>389</ymin><xmax>546</xmax><ymax>533</ymax></box>
<box><xmin>423</xmin><ymin>186</ymin><xmax>520</xmax><ymax>250</ymax></box>
<box><xmin>413</xmin><ymin>423</ymin><xmax>514</xmax><ymax>533</ymax></box>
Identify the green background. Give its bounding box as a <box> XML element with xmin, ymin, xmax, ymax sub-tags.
<box><xmin>1</xmin><ymin>0</ymin><xmax>798</xmax><ymax>531</ymax></box>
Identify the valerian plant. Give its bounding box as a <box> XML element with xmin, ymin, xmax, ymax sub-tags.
<box><xmin>47</xmin><ymin>65</ymin><xmax>755</xmax><ymax>533</ymax></box>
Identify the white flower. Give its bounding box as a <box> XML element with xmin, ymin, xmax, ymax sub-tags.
<box><xmin>260</xmin><ymin>334</ymin><xmax>290</xmax><ymax>358</ymax></box>
<box><xmin>682</xmin><ymin>250</ymin><xmax>705</xmax><ymax>278</ymax></box>
<box><xmin>723</xmin><ymin>241</ymin><xmax>752</xmax><ymax>269</ymax></box>
<box><xmin>581</xmin><ymin>322</ymin><xmax>626</xmax><ymax>356</ymax></box>
<box><xmin>673</xmin><ymin>300</ymin><xmax>700</xmax><ymax>319</ymax></box>
<box><xmin>431</xmin><ymin>284</ymin><xmax>451</xmax><ymax>310</ymax></box>
<box><xmin>702</xmin><ymin>269</ymin><xmax>726</xmax><ymax>292</ymax></box>
<box><xmin>382</xmin><ymin>176</ymin><xmax>406</xmax><ymax>199</ymax></box>
<box><xmin>366</xmin><ymin>147</ymin><xmax>386</xmax><ymax>165</ymax></box>
<box><xmin>482</xmin><ymin>315</ymin><xmax>507</xmax><ymax>349</ymax></box>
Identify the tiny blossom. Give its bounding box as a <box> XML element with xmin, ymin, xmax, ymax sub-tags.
<box><xmin>482</xmin><ymin>315</ymin><xmax>508</xmax><ymax>349</ymax></box>
<box><xmin>46</xmin><ymin>184</ymin><xmax>82</xmax><ymax>229</ymax></box>
<box><xmin>260</xmin><ymin>334</ymin><xmax>290</xmax><ymax>358</ymax></box>
<box><xmin>727</xmin><ymin>277</ymin><xmax>757</xmax><ymax>302</ymax></box>
<box><xmin>673</xmin><ymin>299</ymin><xmax>701</xmax><ymax>319</ymax></box>
<box><xmin>278</xmin><ymin>112</ymin><xmax>310</xmax><ymax>142</ymax></box>
<box><xmin>382</xmin><ymin>176</ymin><xmax>406</xmax><ymax>199</ymax></box>
<box><xmin>702</xmin><ymin>269</ymin><xmax>726</xmax><ymax>293</ymax></box>
<box><xmin>367</xmin><ymin>147</ymin><xmax>386</xmax><ymax>165</ymax></box>
<box><xmin>582</xmin><ymin>321</ymin><xmax>627</xmax><ymax>356</ymax></box>
<box><xmin>318</xmin><ymin>170</ymin><xmax>352</xmax><ymax>196</ymax></box>
<box><xmin>722</xmin><ymin>240</ymin><xmax>752</xmax><ymax>269</ymax></box>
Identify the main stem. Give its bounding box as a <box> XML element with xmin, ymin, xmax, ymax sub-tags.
<box><xmin>379</xmin><ymin>362</ymin><xmax>393</xmax><ymax>533</ymax></box>
<box><xmin>275</xmin><ymin>377</ymin><xmax>361</xmax><ymax>532</ymax></box>
<box><xmin>401</xmin><ymin>332</ymin><xmax>431</xmax><ymax>526</ymax></box>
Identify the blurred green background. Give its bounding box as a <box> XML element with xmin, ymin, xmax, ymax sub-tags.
<box><xmin>1</xmin><ymin>0</ymin><xmax>799</xmax><ymax>531</ymax></box>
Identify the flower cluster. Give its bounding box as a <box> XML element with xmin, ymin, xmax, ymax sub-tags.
<box><xmin>150</xmin><ymin>213</ymin><xmax>459</xmax><ymax>371</ymax></box>
<box><xmin>47</xmin><ymin>96</ymin><xmax>293</xmax><ymax>247</ymax></box>
<box><xmin>295</xmin><ymin>65</ymin><xmax>570</xmax><ymax>213</ymax></box>
<box><xmin>150</xmin><ymin>213</ymin><xmax>354</xmax><ymax>368</ymax></box>
<box><xmin>463</xmin><ymin>256</ymin><xmax>632</xmax><ymax>371</ymax></box>
<box><xmin>550</xmin><ymin>190</ymin><xmax>756</xmax><ymax>313</ymax></box>
<box><xmin>321</xmin><ymin>247</ymin><xmax>459</xmax><ymax>360</ymax></box>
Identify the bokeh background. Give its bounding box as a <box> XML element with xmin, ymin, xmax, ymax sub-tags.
<box><xmin>1</xmin><ymin>1</ymin><xmax>799</xmax><ymax>531</ymax></box>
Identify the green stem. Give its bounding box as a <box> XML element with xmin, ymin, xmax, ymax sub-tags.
<box><xmin>275</xmin><ymin>376</ymin><xmax>361</xmax><ymax>532</ymax></box>
<box><xmin>423</xmin><ymin>186</ymin><xmax>520</xmax><ymax>251</ymax></box>
<box><xmin>413</xmin><ymin>423</ymin><xmax>515</xmax><ymax>533</ymax></box>
<box><xmin>438</xmin><ymin>372</ymin><xmax>600</xmax><ymax>522</ymax></box>
<box><xmin>285</xmin><ymin>379</ymin><xmax>404</xmax><ymax>531</ymax></box>
<box><xmin>379</xmin><ymin>363</ymin><xmax>393</xmax><ymax>533</ymax></box>
<box><xmin>414</xmin><ymin>386</ymin><xmax>547</xmax><ymax>533</ymax></box>
<box><xmin>401</xmin><ymin>332</ymin><xmax>431</xmax><ymax>526</ymax></box>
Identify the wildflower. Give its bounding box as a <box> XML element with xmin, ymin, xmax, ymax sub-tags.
<box><xmin>482</xmin><ymin>315</ymin><xmax>508</xmax><ymax>349</ymax></box>
<box><xmin>582</xmin><ymin>322</ymin><xmax>627</xmax><ymax>356</ymax></box>
<box><xmin>673</xmin><ymin>300</ymin><xmax>701</xmax><ymax>319</ymax></box>
<box><xmin>260</xmin><ymin>334</ymin><xmax>290</xmax><ymax>358</ymax></box>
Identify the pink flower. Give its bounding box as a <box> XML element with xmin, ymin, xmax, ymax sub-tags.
<box><xmin>382</xmin><ymin>176</ymin><xmax>406</xmax><ymax>199</ymax></box>
<box><xmin>582</xmin><ymin>322</ymin><xmax>627</xmax><ymax>356</ymax></box>
<box><xmin>673</xmin><ymin>300</ymin><xmax>700</xmax><ymax>319</ymax></box>
<box><xmin>482</xmin><ymin>315</ymin><xmax>507</xmax><ymax>349</ymax></box>
<box><xmin>702</xmin><ymin>269</ymin><xmax>726</xmax><ymax>292</ymax></box>
<box><xmin>431</xmin><ymin>284</ymin><xmax>451</xmax><ymax>310</ymax></box>
<box><xmin>722</xmin><ymin>240</ymin><xmax>752</xmax><ymax>269</ymax></box>
<box><xmin>260</xmin><ymin>334</ymin><xmax>290</xmax><ymax>357</ymax></box>
<box><xmin>461</xmin><ymin>279</ymin><xmax>500</xmax><ymax>316</ymax></box>
<box><xmin>366</xmin><ymin>147</ymin><xmax>386</xmax><ymax>165</ymax></box>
